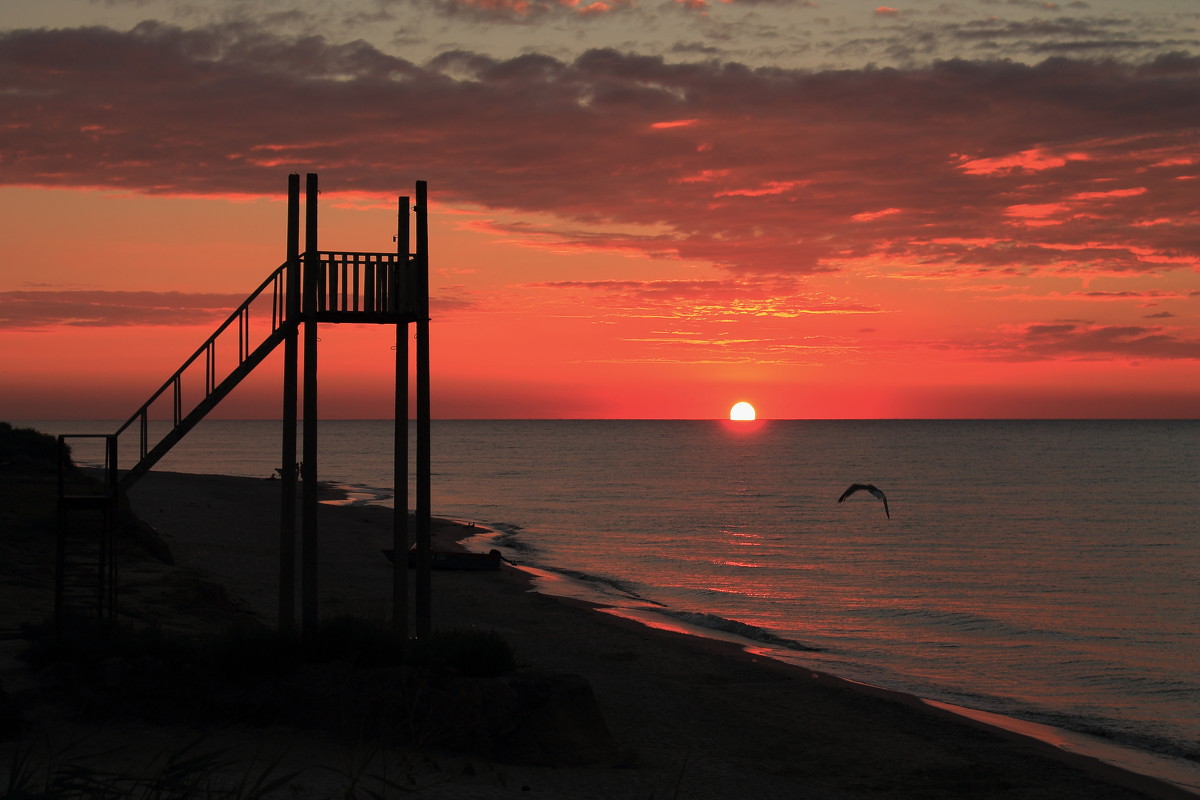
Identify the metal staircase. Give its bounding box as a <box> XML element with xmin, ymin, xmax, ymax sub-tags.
<box><xmin>54</xmin><ymin>173</ymin><xmax>430</xmax><ymax>635</ymax></box>
<box><xmin>108</xmin><ymin>250</ymin><xmax>415</xmax><ymax>491</ymax></box>
<box><xmin>115</xmin><ymin>261</ymin><xmax>293</xmax><ymax>491</ymax></box>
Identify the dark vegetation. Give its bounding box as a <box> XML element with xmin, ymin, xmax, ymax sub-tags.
<box><xmin>0</xmin><ymin>423</ymin><xmax>172</xmax><ymax>572</ymax></box>
<box><xmin>0</xmin><ymin>422</ymin><xmax>61</xmax><ymax>473</ymax></box>
<box><xmin>2</xmin><ymin>423</ymin><xmax>574</xmax><ymax>788</ymax></box>
<box><xmin>19</xmin><ymin>615</ymin><xmax>519</xmax><ymax>748</ymax></box>
<box><xmin>0</xmin><ymin>424</ymin><xmax>64</xmax><ymax>585</ymax></box>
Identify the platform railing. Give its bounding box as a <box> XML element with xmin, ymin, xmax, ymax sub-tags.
<box><xmin>315</xmin><ymin>251</ymin><xmax>413</xmax><ymax>314</ymax></box>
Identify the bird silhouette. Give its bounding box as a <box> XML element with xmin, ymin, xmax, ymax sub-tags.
<box><xmin>838</xmin><ymin>483</ymin><xmax>890</xmax><ymax>519</ymax></box>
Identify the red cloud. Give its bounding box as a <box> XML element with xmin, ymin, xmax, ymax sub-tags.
<box><xmin>956</xmin><ymin>147</ymin><xmax>1088</xmax><ymax>175</ymax></box>
<box><xmin>650</xmin><ymin>119</ymin><xmax>699</xmax><ymax>129</ymax></box>
<box><xmin>529</xmin><ymin>276</ymin><xmax>881</xmax><ymax>317</ymax></box>
<box><xmin>1</xmin><ymin>24</ymin><xmax>1200</xmax><ymax>280</ymax></box>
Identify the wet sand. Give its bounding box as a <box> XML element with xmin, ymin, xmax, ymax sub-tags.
<box><xmin>5</xmin><ymin>470</ymin><xmax>1193</xmax><ymax>799</ymax></box>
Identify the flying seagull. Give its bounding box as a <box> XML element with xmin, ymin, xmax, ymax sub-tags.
<box><xmin>838</xmin><ymin>483</ymin><xmax>890</xmax><ymax>519</ymax></box>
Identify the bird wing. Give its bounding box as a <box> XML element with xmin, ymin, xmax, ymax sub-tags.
<box><xmin>839</xmin><ymin>483</ymin><xmax>891</xmax><ymax>518</ymax></box>
<box><xmin>866</xmin><ymin>485</ymin><xmax>890</xmax><ymax>518</ymax></box>
<box><xmin>838</xmin><ymin>483</ymin><xmax>867</xmax><ymax>503</ymax></box>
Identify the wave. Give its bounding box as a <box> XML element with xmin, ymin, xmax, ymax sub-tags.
<box><xmin>549</xmin><ymin>567</ymin><xmax>664</xmax><ymax>606</ymax></box>
<box><xmin>1027</xmin><ymin>708</ymin><xmax>1200</xmax><ymax>765</ymax></box>
<box><xmin>868</xmin><ymin>605</ymin><xmax>1089</xmax><ymax>642</ymax></box>
<box><xmin>501</xmin><ymin>546</ymin><xmax>823</xmax><ymax>652</ymax></box>
<box><xmin>656</xmin><ymin>610</ymin><xmax>823</xmax><ymax>652</ymax></box>
<box><xmin>481</xmin><ymin>521</ymin><xmax>534</xmax><ymax>553</ymax></box>
<box><xmin>320</xmin><ymin>481</ymin><xmax>393</xmax><ymax>507</ymax></box>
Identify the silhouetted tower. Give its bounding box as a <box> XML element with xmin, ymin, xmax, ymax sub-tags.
<box><xmin>56</xmin><ymin>174</ymin><xmax>434</xmax><ymax>642</ymax></box>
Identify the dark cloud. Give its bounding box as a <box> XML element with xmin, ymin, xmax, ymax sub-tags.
<box><xmin>1008</xmin><ymin>322</ymin><xmax>1200</xmax><ymax>360</ymax></box>
<box><xmin>420</xmin><ymin>0</ymin><xmax>635</xmax><ymax>24</ymax></box>
<box><xmin>952</xmin><ymin>12</ymin><xmax>1188</xmax><ymax>60</ymax></box>
<box><xmin>670</xmin><ymin>41</ymin><xmax>725</xmax><ymax>57</ymax></box>
<box><xmin>851</xmin><ymin>5</ymin><xmax>1198</xmax><ymax>69</ymax></box>
<box><xmin>979</xmin><ymin>0</ymin><xmax>1067</xmax><ymax>9</ymax></box>
<box><xmin>1070</xmin><ymin>290</ymin><xmax>1185</xmax><ymax>301</ymax></box>
<box><xmin>2</xmin><ymin>23</ymin><xmax>1200</xmax><ymax>278</ymax></box>
<box><xmin>1026</xmin><ymin>322</ymin><xmax>1081</xmax><ymax>336</ymax></box>
<box><xmin>430</xmin><ymin>293</ymin><xmax>483</xmax><ymax>313</ymax></box>
<box><xmin>0</xmin><ymin>290</ymin><xmax>244</xmax><ymax>329</ymax></box>
<box><xmin>954</xmin><ymin>16</ymin><xmax>1132</xmax><ymax>42</ymax></box>
<box><xmin>722</xmin><ymin>0</ymin><xmax>817</xmax><ymax>6</ymax></box>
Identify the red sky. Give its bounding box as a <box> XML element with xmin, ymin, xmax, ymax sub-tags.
<box><xmin>2</xmin><ymin>0</ymin><xmax>1198</xmax><ymax>419</ymax></box>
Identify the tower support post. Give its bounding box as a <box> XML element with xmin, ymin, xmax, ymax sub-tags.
<box><xmin>414</xmin><ymin>181</ymin><xmax>432</xmax><ymax>640</ymax></box>
<box><xmin>301</xmin><ymin>172</ymin><xmax>320</xmax><ymax>642</ymax></box>
<box><xmin>279</xmin><ymin>173</ymin><xmax>300</xmax><ymax>636</ymax></box>
<box><xmin>393</xmin><ymin>195</ymin><xmax>411</xmax><ymax>637</ymax></box>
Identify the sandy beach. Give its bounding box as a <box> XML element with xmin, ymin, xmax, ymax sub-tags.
<box><xmin>3</xmin><ymin>469</ymin><xmax>1193</xmax><ymax>799</ymax></box>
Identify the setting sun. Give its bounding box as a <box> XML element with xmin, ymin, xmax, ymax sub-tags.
<box><xmin>730</xmin><ymin>402</ymin><xmax>756</xmax><ymax>421</ymax></box>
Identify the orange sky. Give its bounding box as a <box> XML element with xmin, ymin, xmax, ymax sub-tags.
<box><xmin>2</xmin><ymin>2</ymin><xmax>1198</xmax><ymax>419</ymax></box>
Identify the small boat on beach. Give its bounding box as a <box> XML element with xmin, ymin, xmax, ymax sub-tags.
<box><xmin>382</xmin><ymin>546</ymin><xmax>504</xmax><ymax>571</ymax></box>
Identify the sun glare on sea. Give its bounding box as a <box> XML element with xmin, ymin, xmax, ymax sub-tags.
<box><xmin>730</xmin><ymin>402</ymin><xmax>756</xmax><ymax>421</ymax></box>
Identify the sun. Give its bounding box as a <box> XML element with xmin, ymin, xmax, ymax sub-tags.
<box><xmin>729</xmin><ymin>401</ymin><xmax>756</xmax><ymax>421</ymax></box>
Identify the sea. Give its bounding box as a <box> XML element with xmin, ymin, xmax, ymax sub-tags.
<box><xmin>21</xmin><ymin>419</ymin><xmax>1200</xmax><ymax>793</ymax></box>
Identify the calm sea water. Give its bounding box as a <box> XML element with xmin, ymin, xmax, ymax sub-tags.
<box><xmin>24</xmin><ymin>419</ymin><xmax>1200</xmax><ymax>789</ymax></box>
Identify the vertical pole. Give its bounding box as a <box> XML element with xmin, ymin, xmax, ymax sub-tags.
<box><xmin>393</xmin><ymin>195</ymin><xmax>411</xmax><ymax>636</ymax></box>
<box><xmin>97</xmin><ymin>443</ymin><xmax>108</xmax><ymax>619</ymax></box>
<box><xmin>54</xmin><ymin>437</ymin><xmax>67</xmax><ymax>632</ymax></box>
<box><xmin>106</xmin><ymin>436</ymin><xmax>118</xmax><ymax>622</ymax></box>
<box><xmin>301</xmin><ymin>172</ymin><xmax>320</xmax><ymax>642</ymax></box>
<box><xmin>279</xmin><ymin>173</ymin><xmax>300</xmax><ymax>636</ymax></box>
<box><xmin>415</xmin><ymin>181</ymin><xmax>432</xmax><ymax>640</ymax></box>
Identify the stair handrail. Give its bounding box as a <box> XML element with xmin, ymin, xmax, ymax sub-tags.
<box><xmin>114</xmin><ymin>260</ymin><xmax>292</xmax><ymax>462</ymax></box>
<box><xmin>108</xmin><ymin>249</ymin><xmax>415</xmax><ymax>482</ymax></box>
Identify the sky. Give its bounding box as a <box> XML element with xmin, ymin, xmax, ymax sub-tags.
<box><xmin>1</xmin><ymin>0</ymin><xmax>1199</xmax><ymax>420</ymax></box>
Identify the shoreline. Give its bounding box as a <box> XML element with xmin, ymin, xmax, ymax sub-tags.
<box><xmin>456</xmin><ymin>524</ymin><xmax>1200</xmax><ymax>797</ymax></box>
<box><xmin>38</xmin><ymin>469</ymin><xmax>1195</xmax><ymax>798</ymax></box>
